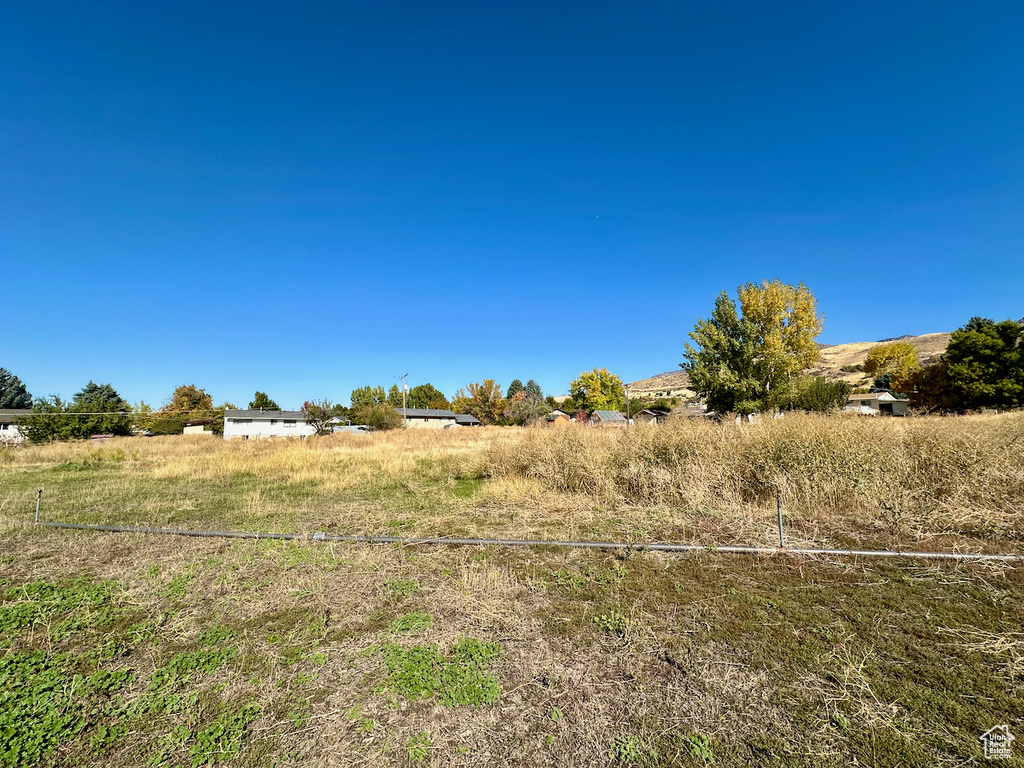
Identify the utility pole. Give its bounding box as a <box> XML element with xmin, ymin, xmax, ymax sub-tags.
<box><xmin>400</xmin><ymin>373</ymin><xmax>409</xmax><ymax>428</ymax></box>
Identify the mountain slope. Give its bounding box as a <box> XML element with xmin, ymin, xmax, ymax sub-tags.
<box><xmin>807</xmin><ymin>332</ymin><xmax>951</xmax><ymax>387</ymax></box>
<box><xmin>629</xmin><ymin>332</ymin><xmax>953</xmax><ymax>396</ymax></box>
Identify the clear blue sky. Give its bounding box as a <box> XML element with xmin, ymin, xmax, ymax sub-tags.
<box><xmin>3</xmin><ymin>2</ymin><xmax>1022</xmax><ymax>409</ymax></box>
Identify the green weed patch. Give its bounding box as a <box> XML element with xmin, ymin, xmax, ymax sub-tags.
<box><xmin>0</xmin><ymin>652</ymin><xmax>130</xmax><ymax>767</ymax></box>
<box><xmin>149</xmin><ymin>647</ymin><xmax>238</xmax><ymax>691</ymax></box>
<box><xmin>377</xmin><ymin>638</ymin><xmax>502</xmax><ymax>707</ymax></box>
<box><xmin>0</xmin><ymin>579</ymin><xmax>119</xmax><ymax>638</ymax></box>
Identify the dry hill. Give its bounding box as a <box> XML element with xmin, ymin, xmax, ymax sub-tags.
<box><xmin>626</xmin><ymin>370</ymin><xmax>693</xmax><ymax>400</ymax></box>
<box><xmin>629</xmin><ymin>331</ymin><xmax>952</xmax><ymax>395</ymax></box>
<box><xmin>808</xmin><ymin>331</ymin><xmax>951</xmax><ymax>387</ymax></box>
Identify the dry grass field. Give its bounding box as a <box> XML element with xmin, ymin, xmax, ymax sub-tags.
<box><xmin>1</xmin><ymin>413</ymin><xmax>1022</xmax><ymax>766</ymax></box>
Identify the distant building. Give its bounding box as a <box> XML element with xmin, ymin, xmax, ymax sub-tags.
<box><xmin>0</xmin><ymin>409</ymin><xmax>29</xmax><ymax>445</ymax></box>
<box><xmin>590</xmin><ymin>410</ymin><xmax>628</xmax><ymax>427</ymax></box>
<box><xmin>183</xmin><ymin>420</ymin><xmax>215</xmax><ymax>436</ymax></box>
<box><xmin>844</xmin><ymin>392</ymin><xmax>910</xmax><ymax>416</ymax></box>
<box><xmin>454</xmin><ymin>414</ymin><xmax>482</xmax><ymax>427</ymax></box>
<box><xmin>397</xmin><ymin>408</ymin><xmax>458</xmax><ymax>429</ymax></box>
<box><xmin>545</xmin><ymin>409</ymin><xmax>571</xmax><ymax>426</ymax></box>
<box><xmin>633</xmin><ymin>409</ymin><xmax>670</xmax><ymax>425</ymax></box>
<box><xmin>223</xmin><ymin>409</ymin><xmax>317</xmax><ymax>440</ymax></box>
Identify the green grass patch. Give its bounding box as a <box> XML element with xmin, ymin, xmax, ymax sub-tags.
<box><xmin>389</xmin><ymin>611</ymin><xmax>433</xmax><ymax>634</ymax></box>
<box><xmin>377</xmin><ymin>638</ymin><xmax>502</xmax><ymax>707</ymax></box>
<box><xmin>383</xmin><ymin>578</ymin><xmax>421</xmax><ymax>598</ymax></box>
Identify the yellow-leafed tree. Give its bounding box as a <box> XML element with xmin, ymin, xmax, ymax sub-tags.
<box><xmin>864</xmin><ymin>341</ymin><xmax>919</xmax><ymax>394</ymax></box>
<box><xmin>684</xmin><ymin>280</ymin><xmax>824</xmax><ymax>414</ymax></box>
<box><xmin>452</xmin><ymin>380</ymin><xmax>506</xmax><ymax>425</ymax></box>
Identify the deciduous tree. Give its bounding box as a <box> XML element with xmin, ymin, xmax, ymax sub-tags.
<box><xmin>864</xmin><ymin>342</ymin><xmax>919</xmax><ymax>394</ymax></box>
<box><xmin>503</xmin><ymin>390</ymin><xmax>550</xmax><ymax>426</ymax></box>
<box><xmin>683</xmin><ymin>281</ymin><xmax>823</xmax><ymax>414</ymax></box>
<box><xmin>789</xmin><ymin>377</ymin><xmax>851</xmax><ymax>413</ymax></box>
<box><xmin>451</xmin><ymin>380</ymin><xmax>506</xmax><ymax>425</ymax></box>
<box><xmin>151</xmin><ymin>385</ymin><xmax>216</xmax><ymax>435</ymax></box>
<box><xmin>387</xmin><ymin>385</ymin><xmax>404</xmax><ymax>408</ymax></box>
<box><xmin>568</xmin><ymin>368</ymin><xmax>626</xmax><ymax>413</ymax></box>
<box><xmin>942</xmin><ymin>317</ymin><xmax>1023</xmax><ymax>410</ymax></box>
<box><xmin>302</xmin><ymin>399</ymin><xmax>341</xmax><ymax>436</ymax></box>
<box><xmin>165</xmin><ymin>385</ymin><xmax>214</xmax><ymax>416</ymax></box>
<box><xmin>407</xmin><ymin>384</ymin><xmax>450</xmax><ymax>410</ymax></box>
<box><xmin>351</xmin><ymin>386</ymin><xmax>387</xmax><ymax>410</ymax></box>
<box><xmin>353</xmin><ymin>403</ymin><xmax>402</xmax><ymax>430</ymax></box>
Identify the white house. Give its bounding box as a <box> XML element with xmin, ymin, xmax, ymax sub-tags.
<box><xmin>183</xmin><ymin>420</ymin><xmax>215</xmax><ymax>436</ymax></box>
<box><xmin>844</xmin><ymin>392</ymin><xmax>910</xmax><ymax>416</ymax></box>
<box><xmin>397</xmin><ymin>408</ymin><xmax>458</xmax><ymax>429</ymax></box>
<box><xmin>0</xmin><ymin>409</ymin><xmax>29</xmax><ymax>445</ymax></box>
<box><xmin>223</xmin><ymin>409</ymin><xmax>317</xmax><ymax>440</ymax></box>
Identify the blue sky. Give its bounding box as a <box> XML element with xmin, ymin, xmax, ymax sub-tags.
<box><xmin>3</xmin><ymin>2</ymin><xmax>1022</xmax><ymax>409</ymax></box>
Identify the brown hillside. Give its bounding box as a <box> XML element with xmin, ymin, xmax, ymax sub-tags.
<box><xmin>807</xmin><ymin>332</ymin><xmax>951</xmax><ymax>387</ymax></box>
<box><xmin>630</xmin><ymin>332</ymin><xmax>952</xmax><ymax>395</ymax></box>
<box><xmin>626</xmin><ymin>370</ymin><xmax>694</xmax><ymax>400</ymax></box>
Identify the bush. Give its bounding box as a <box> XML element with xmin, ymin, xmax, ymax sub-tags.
<box><xmin>354</xmin><ymin>404</ymin><xmax>402</xmax><ymax>431</ymax></box>
<box><xmin>789</xmin><ymin>377</ymin><xmax>851</xmax><ymax>413</ymax></box>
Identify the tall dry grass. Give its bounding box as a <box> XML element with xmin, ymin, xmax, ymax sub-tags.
<box><xmin>483</xmin><ymin>412</ymin><xmax>1024</xmax><ymax>537</ymax></box>
<box><xmin>3</xmin><ymin>412</ymin><xmax>1022</xmax><ymax>543</ymax></box>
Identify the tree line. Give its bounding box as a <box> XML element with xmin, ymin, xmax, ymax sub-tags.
<box><xmin>681</xmin><ymin>280</ymin><xmax>1023</xmax><ymax>415</ymax></box>
<box><xmin>3</xmin><ymin>281</ymin><xmax>1019</xmax><ymax>442</ymax></box>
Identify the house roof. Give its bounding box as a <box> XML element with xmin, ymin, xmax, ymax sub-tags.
<box><xmin>224</xmin><ymin>409</ymin><xmax>307</xmax><ymax>419</ymax></box>
<box><xmin>454</xmin><ymin>414</ymin><xmax>482</xmax><ymax>425</ymax></box>
<box><xmin>592</xmin><ymin>410</ymin><xmax>626</xmax><ymax>421</ymax></box>
<box><xmin>636</xmin><ymin>409</ymin><xmax>669</xmax><ymax>416</ymax></box>
<box><xmin>398</xmin><ymin>408</ymin><xmax>457</xmax><ymax>419</ymax></box>
<box><xmin>0</xmin><ymin>409</ymin><xmax>31</xmax><ymax>420</ymax></box>
<box><xmin>847</xmin><ymin>393</ymin><xmax>897</xmax><ymax>402</ymax></box>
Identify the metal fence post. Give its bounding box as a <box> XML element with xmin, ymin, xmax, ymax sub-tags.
<box><xmin>35</xmin><ymin>489</ymin><xmax>42</xmax><ymax>524</ymax></box>
<box><xmin>776</xmin><ymin>494</ymin><xmax>784</xmax><ymax>548</ymax></box>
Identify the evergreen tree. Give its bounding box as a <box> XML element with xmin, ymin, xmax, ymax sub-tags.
<box><xmin>248</xmin><ymin>391</ymin><xmax>281</xmax><ymax>410</ymax></box>
<box><xmin>20</xmin><ymin>381</ymin><xmax>132</xmax><ymax>442</ymax></box>
<box><xmin>0</xmin><ymin>368</ymin><xmax>32</xmax><ymax>409</ymax></box>
<box><xmin>387</xmin><ymin>384</ymin><xmax>404</xmax><ymax>408</ymax></box>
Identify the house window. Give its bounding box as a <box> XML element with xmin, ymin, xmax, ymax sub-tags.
<box><xmin>284</xmin><ymin>420</ymin><xmax>296</xmax><ymax>426</ymax></box>
<box><xmin>270</xmin><ymin>420</ymin><xmax>278</xmax><ymax>425</ymax></box>
<box><xmin>233</xmin><ymin>418</ymin><xmax>252</xmax><ymax>424</ymax></box>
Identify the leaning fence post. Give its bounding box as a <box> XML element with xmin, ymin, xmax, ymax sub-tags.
<box><xmin>776</xmin><ymin>493</ymin><xmax>784</xmax><ymax>548</ymax></box>
<box><xmin>35</xmin><ymin>489</ymin><xmax>42</xmax><ymax>524</ymax></box>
